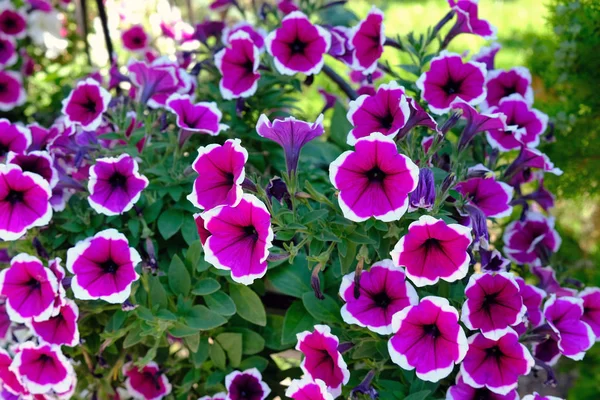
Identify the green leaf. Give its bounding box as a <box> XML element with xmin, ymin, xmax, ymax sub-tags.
<box><xmin>128</xmin><ymin>219</ymin><xmax>140</xmax><ymax>238</ymax></box>
<box><xmin>264</xmin><ymin>315</ymin><xmax>288</xmax><ymax>351</ymax></box>
<box><xmin>168</xmin><ymin>323</ymin><xmax>199</xmax><ymax>338</ymax></box>
<box><xmin>181</xmin><ymin>216</ymin><xmax>200</xmax><ymax>245</ymax></box>
<box><xmin>123</xmin><ymin>326</ymin><xmax>143</xmax><ymax>348</ymax></box>
<box><xmin>143</xmin><ymin>199</ymin><xmax>163</xmax><ymax>223</ymax></box>
<box><xmin>148</xmin><ymin>276</ymin><xmax>168</xmax><ymax>308</ymax></box>
<box><xmin>184</xmin><ymin>333</ymin><xmax>200</xmax><ymax>352</ymax></box>
<box><xmin>106</xmin><ymin>310</ymin><xmax>127</xmax><ymax>332</ymax></box>
<box><xmin>404</xmin><ymin>391</ymin><xmax>431</xmax><ymax>400</ymax></box>
<box><xmin>230</xmin><ymin>328</ymin><xmax>265</xmax><ymax>355</ymax></box>
<box><xmin>192</xmin><ymin>278</ymin><xmax>221</xmax><ymax>296</ymax></box>
<box><xmin>239</xmin><ymin>356</ymin><xmax>269</xmax><ymax>372</ymax></box>
<box><xmin>282</xmin><ymin>301</ymin><xmax>317</xmax><ymax>345</ymax></box>
<box><xmin>301</xmin><ymin>293</ymin><xmax>341</xmax><ymax>324</ymax></box>
<box><xmin>229</xmin><ymin>284</ymin><xmax>266</xmax><ymax>326</ymax></box>
<box><xmin>269</xmin><ymin>254</ymin><xmax>312</xmax><ymax>298</ymax></box>
<box><xmin>168</xmin><ymin>255</ymin><xmax>191</xmax><ymax>296</ymax></box>
<box><xmin>191</xmin><ymin>337</ymin><xmax>209</xmax><ymax>368</ymax></box>
<box><xmin>209</xmin><ymin>341</ymin><xmax>227</xmax><ymax>370</ymax></box>
<box><xmin>216</xmin><ymin>333</ymin><xmax>243</xmax><ymax>368</ymax></box>
<box><xmin>158</xmin><ymin>209</ymin><xmax>184</xmax><ymax>239</ymax></box>
<box><xmin>330</xmin><ymin>101</ymin><xmax>354</xmax><ymax>149</ymax></box>
<box><xmin>185</xmin><ymin>305</ymin><xmax>227</xmax><ymax>330</ymax></box>
<box><xmin>205</xmin><ymin>291</ymin><xmax>236</xmax><ymax>316</ymax></box>
<box><xmin>186</xmin><ymin>241</ymin><xmax>203</xmax><ymax>270</ymax></box>
<box><xmin>301</xmin><ymin>209</ymin><xmax>329</xmax><ymax>224</ymax></box>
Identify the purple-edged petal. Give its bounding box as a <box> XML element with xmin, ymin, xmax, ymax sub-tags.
<box><xmin>482</xmin><ymin>67</ymin><xmax>534</xmax><ymax>109</ymax></box>
<box><xmin>166</xmin><ymin>94</ymin><xmax>228</xmax><ymax>134</ymax></box>
<box><xmin>579</xmin><ymin>287</ymin><xmax>600</xmax><ymax>339</ymax></box>
<box><xmin>215</xmin><ymin>31</ymin><xmax>261</xmax><ymax>100</ymax></box>
<box><xmin>349</xmin><ymin>6</ymin><xmax>385</xmax><ymax>73</ymax></box>
<box><xmin>285</xmin><ymin>377</ymin><xmax>333</xmax><ymax>400</ymax></box>
<box><xmin>123</xmin><ymin>360</ymin><xmax>172</xmax><ymax>400</ymax></box>
<box><xmin>61</xmin><ymin>78</ymin><xmax>111</xmax><ymax>131</ymax></box>
<box><xmin>456</xmin><ymin>176</ymin><xmax>513</xmax><ymax>218</ymax></box>
<box><xmin>446</xmin><ymin>374</ymin><xmax>519</xmax><ymax>400</ymax></box>
<box><xmin>503</xmin><ymin>212</ymin><xmax>561</xmax><ymax>265</ymax></box>
<box><xmin>543</xmin><ymin>295</ymin><xmax>594</xmax><ymax>360</ymax></box>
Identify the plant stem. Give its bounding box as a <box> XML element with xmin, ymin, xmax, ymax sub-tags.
<box><xmin>94</xmin><ymin>0</ymin><xmax>115</xmax><ymax>66</ymax></box>
<box><xmin>322</xmin><ymin>64</ymin><xmax>358</xmax><ymax>100</ymax></box>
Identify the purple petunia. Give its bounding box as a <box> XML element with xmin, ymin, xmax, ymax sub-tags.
<box><xmin>0</xmin><ymin>35</ymin><xmax>17</xmax><ymax>68</ymax></box>
<box><xmin>461</xmin><ymin>272</ymin><xmax>526</xmax><ymax>340</ymax></box>
<box><xmin>409</xmin><ymin>168</ymin><xmax>436</xmax><ymax>211</ymax></box>
<box><xmin>122</xmin><ymin>25</ymin><xmax>149</xmax><ymax>52</ymax></box>
<box><xmin>391</xmin><ymin>215</ymin><xmax>472</xmax><ymax>287</ymax></box>
<box><xmin>416</xmin><ymin>51</ymin><xmax>486</xmax><ymax>115</ymax></box>
<box><xmin>123</xmin><ymin>361</ymin><xmax>172</xmax><ymax>400</ymax></box>
<box><xmin>215</xmin><ymin>31</ymin><xmax>261</xmax><ymax>100</ymax></box>
<box><xmin>28</xmin><ymin>299</ymin><xmax>79</xmax><ymax>347</ymax></box>
<box><xmin>285</xmin><ymin>378</ymin><xmax>333</xmax><ymax>400</ymax></box>
<box><xmin>460</xmin><ymin>330</ymin><xmax>534</xmax><ymax>395</ymax></box>
<box><xmin>349</xmin><ymin>6</ymin><xmax>385</xmax><ymax>73</ymax></box>
<box><xmin>452</xmin><ymin>98</ymin><xmax>507</xmax><ymax>150</ymax></box>
<box><xmin>222</xmin><ymin>22</ymin><xmax>266</xmax><ymax>51</ymax></box>
<box><xmin>472</xmin><ymin>43</ymin><xmax>501</xmax><ymax>71</ymax></box>
<box><xmin>579</xmin><ymin>287</ymin><xmax>600</xmax><ymax>339</ymax></box>
<box><xmin>388</xmin><ymin>296</ymin><xmax>468</xmax><ymax>382</ymax></box>
<box><xmin>456</xmin><ymin>174</ymin><xmax>514</xmax><ymax>218</ymax></box>
<box><xmin>296</xmin><ymin>325</ymin><xmax>350</xmax><ymax>397</ymax></box>
<box><xmin>187</xmin><ymin>139</ymin><xmax>248</xmax><ymax>211</ymax></box>
<box><xmin>532</xmin><ymin>335</ymin><xmax>561</xmax><ymax>366</ymax></box>
<box><xmin>265</xmin><ymin>11</ymin><xmax>331</xmax><ymax>76</ymax></box>
<box><xmin>503</xmin><ymin>212</ymin><xmax>561</xmax><ymax>265</ymax></box>
<box><xmin>61</xmin><ymin>78</ymin><xmax>111</xmax><ymax>131</ymax></box>
<box><xmin>87</xmin><ymin>154</ymin><xmax>149</xmax><ymax>216</ymax></box>
<box><xmin>522</xmin><ymin>393</ymin><xmax>563</xmax><ymax>400</ymax></box>
<box><xmin>329</xmin><ymin>132</ymin><xmax>419</xmax><ymax>222</ymax></box>
<box><xmin>482</xmin><ymin>67</ymin><xmax>534</xmax><ymax>109</ymax></box>
<box><xmin>6</xmin><ymin>150</ymin><xmax>59</xmax><ymax>189</ymax></box>
<box><xmin>0</xmin><ymin>70</ymin><xmax>26</xmax><ymax>111</ymax></box>
<box><xmin>201</xmin><ymin>194</ymin><xmax>273</xmax><ymax>285</ymax></box>
<box><xmin>225</xmin><ymin>368</ymin><xmax>271</xmax><ymax>400</ymax></box>
<box><xmin>166</xmin><ymin>94</ymin><xmax>228</xmax><ymax>137</ymax></box>
<box><xmin>447</xmin><ymin>0</ymin><xmax>497</xmax><ymax>41</ymax></box>
<box><xmin>543</xmin><ymin>295</ymin><xmax>594</xmax><ymax>360</ymax></box>
<box><xmin>339</xmin><ymin>259</ymin><xmax>418</xmax><ymax>334</ymax></box>
<box><xmin>0</xmin><ymin>6</ymin><xmax>27</xmax><ymax>39</ymax></box>
<box><xmin>0</xmin><ymin>348</ymin><xmax>28</xmax><ymax>397</ymax></box>
<box><xmin>446</xmin><ymin>374</ymin><xmax>519</xmax><ymax>400</ymax></box>
<box><xmin>514</xmin><ymin>276</ymin><xmax>546</xmax><ymax>331</ymax></box>
<box><xmin>531</xmin><ymin>264</ymin><xmax>576</xmax><ymax>297</ymax></box>
<box><xmin>66</xmin><ymin>229</ymin><xmax>141</xmax><ymax>304</ymax></box>
<box><xmin>346</xmin><ymin>81</ymin><xmax>410</xmax><ymax>145</ymax></box>
<box><xmin>0</xmin><ymin>119</ymin><xmax>31</xmax><ymax>158</ymax></box>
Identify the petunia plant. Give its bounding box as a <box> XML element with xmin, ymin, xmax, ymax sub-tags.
<box><xmin>0</xmin><ymin>0</ymin><xmax>595</xmax><ymax>399</ymax></box>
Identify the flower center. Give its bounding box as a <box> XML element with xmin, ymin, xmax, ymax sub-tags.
<box><xmin>0</xmin><ymin>142</ymin><xmax>8</xmax><ymax>156</ymax></box>
<box><xmin>503</xmin><ymin>85</ymin><xmax>516</xmax><ymax>98</ymax></box>
<box><xmin>108</xmin><ymin>172</ymin><xmax>127</xmax><ymax>188</ymax></box>
<box><xmin>442</xmin><ymin>78</ymin><xmax>462</xmax><ymax>95</ymax></box>
<box><xmin>100</xmin><ymin>259</ymin><xmax>119</xmax><ymax>274</ymax></box>
<box><xmin>289</xmin><ymin>38</ymin><xmax>306</xmax><ymax>54</ymax></box>
<box><xmin>243</xmin><ymin>59</ymin><xmax>255</xmax><ymax>73</ymax></box>
<box><xmin>82</xmin><ymin>98</ymin><xmax>97</xmax><ymax>114</ymax></box>
<box><xmin>474</xmin><ymin>388</ymin><xmax>494</xmax><ymax>400</ymax></box>
<box><xmin>379</xmin><ymin>112</ymin><xmax>395</xmax><ymax>130</ymax></box>
<box><xmin>38</xmin><ymin>354</ymin><xmax>52</xmax><ymax>364</ymax></box>
<box><xmin>143</xmin><ymin>371</ymin><xmax>163</xmax><ymax>391</ymax></box>
<box><xmin>0</xmin><ymin>41</ymin><xmax>5</xmax><ymax>51</ymax></box>
<box><xmin>423</xmin><ymin>323</ymin><xmax>441</xmax><ymax>338</ymax></box>
<box><xmin>5</xmin><ymin>190</ymin><xmax>24</xmax><ymax>205</ymax></box>
<box><xmin>1</xmin><ymin>17</ymin><xmax>16</xmax><ymax>31</ymax></box>
<box><xmin>422</xmin><ymin>238</ymin><xmax>442</xmax><ymax>251</ymax></box>
<box><xmin>482</xmin><ymin>292</ymin><xmax>499</xmax><ymax>311</ymax></box>
<box><xmin>372</xmin><ymin>291</ymin><xmax>391</xmax><ymax>308</ymax></box>
<box><xmin>27</xmin><ymin>278</ymin><xmax>41</xmax><ymax>289</ymax></box>
<box><xmin>132</xmin><ymin>36</ymin><xmax>143</xmax><ymax>45</ymax></box>
<box><xmin>366</xmin><ymin>167</ymin><xmax>386</xmax><ymax>183</ymax></box>
<box><xmin>0</xmin><ymin>82</ymin><xmax>6</xmax><ymax>94</ymax></box>
<box><xmin>485</xmin><ymin>345</ymin><xmax>502</xmax><ymax>359</ymax></box>
<box><xmin>243</xmin><ymin>225</ymin><xmax>258</xmax><ymax>239</ymax></box>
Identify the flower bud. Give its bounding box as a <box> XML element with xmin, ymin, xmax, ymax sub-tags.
<box><xmin>409</xmin><ymin>168</ymin><xmax>436</xmax><ymax>211</ymax></box>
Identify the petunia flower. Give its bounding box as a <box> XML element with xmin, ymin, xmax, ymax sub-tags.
<box><xmin>397</xmin><ymin>98</ymin><xmax>439</xmax><ymax>139</ymax></box>
<box><xmin>339</xmin><ymin>259</ymin><xmax>418</xmax><ymax>334</ymax></box>
<box><xmin>456</xmin><ymin>175</ymin><xmax>514</xmax><ymax>218</ymax></box>
<box><xmin>513</xmin><ymin>276</ymin><xmax>546</xmax><ymax>334</ymax></box>
<box><xmin>461</xmin><ymin>272</ymin><xmax>526</xmax><ymax>340</ymax></box>
<box><xmin>128</xmin><ymin>59</ymin><xmax>178</xmax><ymax>107</ymax></box>
<box><xmin>0</xmin><ymin>35</ymin><xmax>17</xmax><ymax>68</ymax></box>
<box><xmin>166</xmin><ymin>94</ymin><xmax>228</xmax><ymax>146</ymax></box>
<box><xmin>265</xmin><ymin>11</ymin><xmax>331</xmax><ymax>76</ymax></box>
<box><xmin>193</xmin><ymin>213</ymin><xmax>211</xmax><ymax>245</ymax></box>
<box><xmin>214</xmin><ymin>31</ymin><xmax>261</xmax><ymax>100</ymax></box>
<box><xmin>277</xmin><ymin>0</ymin><xmax>299</xmax><ymax>15</ymax></box>
<box><xmin>446</xmin><ymin>374</ymin><xmax>519</xmax><ymax>400</ymax></box>
<box><xmin>472</xmin><ymin>42</ymin><xmax>502</xmax><ymax>70</ymax></box>
<box><xmin>543</xmin><ymin>295</ymin><xmax>594</xmax><ymax>360</ymax></box>
<box><xmin>329</xmin><ymin>132</ymin><xmax>419</xmax><ymax>222</ymax></box>
<box><xmin>225</xmin><ymin>368</ymin><xmax>271</xmax><ymax>400</ymax></box>
<box><xmin>66</xmin><ymin>229</ymin><xmax>141</xmax><ymax>303</ymax></box>
<box><xmin>285</xmin><ymin>378</ymin><xmax>333</xmax><ymax>400</ymax></box>
<box><xmin>522</xmin><ymin>393</ymin><xmax>563</xmax><ymax>400</ymax></box>
<box><xmin>123</xmin><ymin>361</ymin><xmax>172</xmax><ymax>400</ymax></box>
<box><xmin>10</xmin><ymin>342</ymin><xmax>74</xmax><ymax>395</ymax></box>
<box><xmin>0</xmin><ymin>164</ymin><xmax>52</xmax><ymax>241</ymax></box>
<box><xmin>146</xmin><ymin>57</ymin><xmax>194</xmax><ymax>108</ymax></box>
<box><xmin>222</xmin><ymin>22</ymin><xmax>266</xmax><ymax>51</ymax></box>
<box><xmin>445</xmin><ymin>0</ymin><xmax>497</xmax><ymax>44</ymax></box>
<box><xmin>121</xmin><ymin>25</ymin><xmax>149</xmax><ymax>52</ymax></box>
<box><xmin>532</xmin><ymin>336</ymin><xmax>561</xmax><ymax>366</ymax></box>
<box><xmin>328</xmin><ymin>26</ymin><xmax>353</xmax><ymax>65</ymax></box>
<box><xmin>391</xmin><ymin>215</ymin><xmax>472</xmax><ymax>287</ymax></box>
<box><xmin>87</xmin><ymin>154</ymin><xmax>149</xmax><ymax>216</ymax></box>
<box><xmin>318</xmin><ymin>88</ymin><xmax>337</xmax><ymax>113</ymax></box>
<box><xmin>256</xmin><ymin>113</ymin><xmax>324</xmax><ymax>174</ymax></box>
<box><xmin>579</xmin><ymin>287</ymin><xmax>600</xmax><ymax>339</ymax></box>
<box><xmin>521</xmin><ymin>177</ymin><xmax>555</xmax><ymax>211</ymax></box>
<box><xmin>482</xmin><ymin>67</ymin><xmax>534</xmax><ymax>109</ymax></box>
<box><xmin>0</xmin><ymin>348</ymin><xmax>28</xmax><ymax>397</ymax></box>
<box><xmin>349</xmin><ymin>6</ymin><xmax>385</xmax><ymax>73</ymax></box>
<box><xmin>408</xmin><ymin>168</ymin><xmax>436</xmax><ymax>211</ymax></box>
<box><xmin>416</xmin><ymin>51</ymin><xmax>487</xmax><ymax>115</ymax></box>
<box><xmin>503</xmin><ymin>212</ymin><xmax>561</xmax><ymax>265</ymax></box>
<box><xmin>28</xmin><ymin>299</ymin><xmax>79</xmax><ymax>347</ymax></box>
<box><xmin>0</xmin><ymin>71</ymin><xmax>26</xmax><ymax>111</ymax></box>
<box><xmin>451</xmin><ymin>98</ymin><xmax>507</xmax><ymax>151</ymax></box>
<box><xmin>0</xmin><ymin>119</ymin><xmax>31</xmax><ymax>158</ymax></box>
<box><xmin>0</xmin><ymin>254</ymin><xmax>58</xmax><ymax>323</ymax></box>
<box><xmin>61</xmin><ymin>78</ymin><xmax>111</xmax><ymax>131</ymax></box>
<box><xmin>0</xmin><ymin>5</ymin><xmax>27</xmax><ymax>39</ymax></box>
<box><xmin>504</xmin><ymin>147</ymin><xmax>563</xmax><ymax>187</ymax></box>
<box><xmin>349</xmin><ymin>68</ymin><xmax>384</xmax><ymax>84</ymax></box>
<box><xmin>388</xmin><ymin>296</ymin><xmax>468</xmax><ymax>382</ymax></box>
<box><xmin>187</xmin><ymin>139</ymin><xmax>248</xmax><ymax>210</ymax></box>
<box><xmin>296</xmin><ymin>325</ymin><xmax>350</xmax><ymax>398</ymax></box>
<box><xmin>6</xmin><ymin>150</ymin><xmax>59</xmax><ymax>188</ymax></box>
<box><xmin>486</xmin><ymin>94</ymin><xmax>548</xmax><ymax>152</ymax></box>
<box><xmin>460</xmin><ymin>330</ymin><xmax>534</xmax><ymax>395</ymax></box>
<box><xmin>346</xmin><ymin>81</ymin><xmax>410</xmax><ymax>145</ymax></box>
<box><xmin>201</xmin><ymin>194</ymin><xmax>273</xmax><ymax>285</ymax></box>
<box><xmin>531</xmin><ymin>264</ymin><xmax>576</xmax><ymax>297</ymax></box>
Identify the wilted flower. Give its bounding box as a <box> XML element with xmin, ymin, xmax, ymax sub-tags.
<box><xmin>531</xmin><ymin>264</ymin><xmax>576</xmax><ymax>297</ymax></box>
<box><xmin>397</xmin><ymin>98</ymin><xmax>439</xmax><ymax>139</ymax></box>
<box><xmin>452</xmin><ymin>98</ymin><xmax>507</xmax><ymax>151</ymax></box>
<box><xmin>123</xmin><ymin>361</ymin><xmax>172</xmax><ymax>400</ymax></box>
<box><xmin>444</xmin><ymin>0</ymin><xmax>497</xmax><ymax>45</ymax></box>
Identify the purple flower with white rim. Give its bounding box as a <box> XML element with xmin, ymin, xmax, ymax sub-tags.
<box><xmin>48</xmin><ymin>257</ymin><xmax>67</xmax><ymax>317</ymax></box>
<box><xmin>531</xmin><ymin>264</ymin><xmax>576</xmax><ymax>297</ymax></box>
<box><xmin>147</xmin><ymin>57</ymin><xmax>194</xmax><ymax>108</ymax></box>
<box><xmin>225</xmin><ymin>368</ymin><xmax>271</xmax><ymax>400</ymax></box>
<box><xmin>265</xmin><ymin>11</ymin><xmax>331</xmax><ymax>76</ymax></box>
<box><xmin>446</xmin><ymin>374</ymin><xmax>519</xmax><ymax>400</ymax></box>
<box><xmin>128</xmin><ymin>59</ymin><xmax>179</xmax><ymax>106</ymax></box>
<box><xmin>514</xmin><ymin>276</ymin><xmax>546</xmax><ymax>329</ymax></box>
<box><xmin>349</xmin><ymin>6</ymin><xmax>385</xmax><ymax>73</ymax></box>
<box><xmin>349</xmin><ymin>68</ymin><xmax>384</xmax><ymax>84</ymax></box>
<box><xmin>222</xmin><ymin>22</ymin><xmax>266</xmax><ymax>51</ymax></box>
<box><xmin>0</xmin><ymin>164</ymin><xmax>52</xmax><ymax>241</ymax></box>
<box><xmin>28</xmin><ymin>299</ymin><xmax>79</xmax><ymax>347</ymax></box>
<box><xmin>6</xmin><ymin>151</ymin><xmax>59</xmax><ymax>188</ymax></box>
<box><xmin>447</xmin><ymin>0</ymin><xmax>497</xmax><ymax>40</ymax></box>
<box><xmin>543</xmin><ymin>295</ymin><xmax>594</xmax><ymax>360</ymax></box>
<box><xmin>214</xmin><ymin>31</ymin><xmax>261</xmax><ymax>100</ymax></box>
<box><xmin>346</xmin><ymin>81</ymin><xmax>410</xmax><ymax>145</ymax></box>
<box><xmin>482</xmin><ymin>67</ymin><xmax>534</xmax><ymax>109</ymax></box>
<box><xmin>123</xmin><ymin>360</ymin><xmax>172</xmax><ymax>400</ymax></box>
<box><xmin>0</xmin><ymin>6</ymin><xmax>27</xmax><ymax>39</ymax></box>
<box><xmin>579</xmin><ymin>287</ymin><xmax>600</xmax><ymax>339</ymax></box>
<box><xmin>486</xmin><ymin>94</ymin><xmax>548</xmax><ymax>152</ymax></box>
<box><xmin>532</xmin><ymin>336</ymin><xmax>561</xmax><ymax>366</ymax></box>
<box><xmin>503</xmin><ymin>212</ymin><xmax>561</xmax><ymax>265</ymax></box>
<box><xmin>10</xmin><ymin>342</ymin><xmax>74</xmax><ymax>395</ymax></box>
<box><xmin>391</xmin><ymin>215</ymin><xmax>472</xmax><ymax>287</ymax></box>
<box><xmin>416</xmin><ymin>51</ymin><xmax>487</xmax><ymax>115</ymax></box>
<box><xmin>0</xmin><ymin>35</ymin><xmax>17</xmax><ymax>68</ymax></box>
<box><xmin>61</xmin><ymin>78</ymin><xmax>111</xmax><ymax>131</ymax></box>
<box><xmin>87</xmin><ymin>154</ymin><xmax>149</xmax><ymax>216</ymax></box>
<box><xmin>329</xmin><ymin>132</ymin><xmax>419</xmax><ymax>222</ymax></box>
<box><xmin>0</xmin><ymin>119</ymin><xmax>31</xmax><ymax>158</ymax></box>
<box><xmin>522</xmin><ymin>393</ymin><xmax>563</xmax><ymax>400</ymax></box>
<box><xmin>472</xmin><ymin>42</ymin><xmax>501</xmax><ymax>71</ymax></box>
<box><xmin>285</xmin><ymin>377</ymin><xmax>333</xmax><ymax>400</ymax></box>
<box><xmin>187</xmin><ymin>139</ymin><xmax>248</xmax><ymax>210</ymax></box>
<box><xmin>460</xmin><ymin>330</ymin><xmax>534</xmax><ymax>395</ymax></box>
<box><xmin>121</xmin><ymin>25</ymin><xmax>149</xmax><ymax>52</ymax></box>
<box><xmin>201</xmin><ymin>194</ymin><xmax>273</xmax><ymax>285</ymax></box>
<box><xmin>199</xmin><ymin>394</ymin><xmax>226</xmax><ymax>400</ymax></box>
<box><xmin>166</xmin><ymin>94</ymin><xmax>228</xmax><ymax>135</ymax></box>
<box><xmin>339</xmin><ymin>259</ymin><xmax>418</xmax><ymax>335</ymax></box>
<box><xmin>461</xmin><ymin>272</ymin><xmax>526</xmax><ymax>340</ymax></box>
<box><xmin>455</xmin><ymin>175</ymin><xmax>514</xmax><ymax>218</ymax></box>
<box><xmin>328</xmin><ymin>26</ymin><xmax>353</xmax><ymax>65</ymax></box>
<box><xmin>256</xmin><ymin>113</ymin><xmax>324</xmax><ymax>174</ymax></box>
<box><xmin>296</xmin><ymin>325</ymin><xmax>350</xmax><ymax>397</ymax></box>
<box><xmin>0</xmin><ymin>348</ymin><xmax>28</xmax><ymax>397</ymax></box>
<box><xmin>451</xmin><ymin>98</ymin><xmax>507</xmax><ymax>151</ymax></box>
<box><xmin>66</xmin><ymin>228</ymin><xmax>141</xmax><ymax>304</ymax></box>
<box><xmin>0</xmin><ymin>254</ymin><xmax>58</xmax><ymax>323</ymax></box>
<box><xmin>0</xmin><ymin>71</ymin><xmax>26</xmax><ymax>111</ymax></box>
<box><xmin>388</xmin><ymin>296</ymin><xmax>468</xmax><ymax>382</ymax></box>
